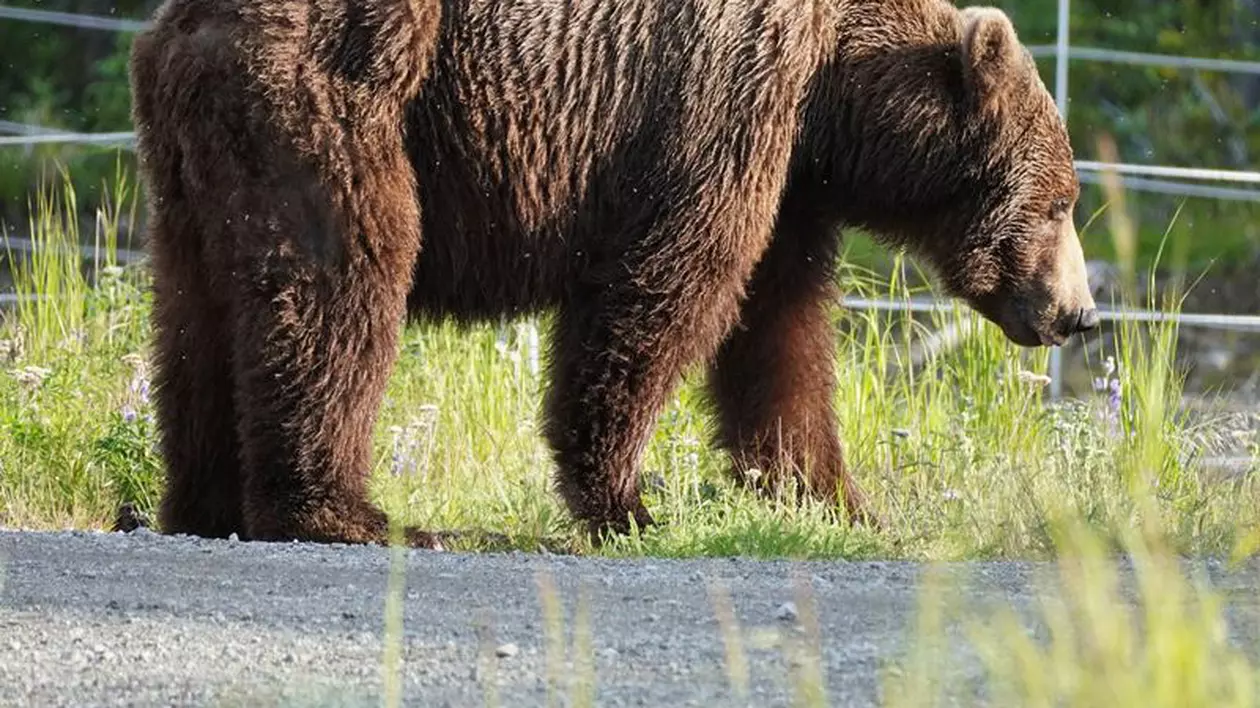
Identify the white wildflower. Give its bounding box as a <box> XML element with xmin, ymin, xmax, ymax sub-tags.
<box><xmin>1016</xmin><ymin>370</ymin><xmax>1053</xmax><ymax>388</ymax></box>
<box><xmin>10</xmin><ymin>365</ymin><xmax>52</xmax><ymax>389</ymax></box>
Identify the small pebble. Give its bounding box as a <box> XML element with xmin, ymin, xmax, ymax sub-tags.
<box><xmin>495</xmin><ymin>643</ymin><xmax>519</xmax><ymax>659</ymax></box>
<box><xmin>775</xmin><ymin>602</ymin><xmax>798</xmax><ymax>622</ymax></box>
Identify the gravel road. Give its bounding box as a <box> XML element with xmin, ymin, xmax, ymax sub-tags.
<box><xmin>3</xmin><ymin>529</ymin><xmax>1260</xmax><ymax>707</ymax></box>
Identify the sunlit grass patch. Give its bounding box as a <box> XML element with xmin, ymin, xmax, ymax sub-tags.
<box><xmin>1</xmin><ymin>163</ymin><xmax>154</xmax><ymax>531</ymax></box>
<box><xmin>883</xmin><ymin>522</ymin><xmax>1260</xmax><ymax>707</ymax></box>
<box><xmin>980</xmin><ymin>526</ymin><xmax>1255</xmax><ymax>707</ymax></box>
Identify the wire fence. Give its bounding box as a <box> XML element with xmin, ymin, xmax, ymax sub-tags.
<box><xmin>2</xmin><ymin>1</ymin><xmax>1258</xmax><ymax>399</ymax></box>
<box><xmin>842</xmin><ymin>296</ymin><xmax>1260</xmax><ymax>333</ymax></box>
<box><xmin>3</xmin><ymin>235</ymin><xmax>145</xmax><ymax>264</ymax></box>
<box><xmin>0</xmin><ymin>5</ymin><xmax>147</xmax><ymax>31</ymax></box>
<box><xmin>0</xmin><ymin>130</ymin><xmax>136</xmax><ymax>148</ymax></box>
<box><xmin>1037</xmin><ymin>0</ymin><xmax>1260</xmax><ymax>396</ymax></box>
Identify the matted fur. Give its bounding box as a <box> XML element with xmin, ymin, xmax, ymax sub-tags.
<box><xmin>130</xmin><ymin>0</ymin><xmax>1089</xmax><ymax>545</ymax></box>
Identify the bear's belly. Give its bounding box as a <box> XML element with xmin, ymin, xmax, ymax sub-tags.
<box><xmin>404</xmin><ymin>214</ymin><xmax>571</xmax><ymax>324</ymax></box>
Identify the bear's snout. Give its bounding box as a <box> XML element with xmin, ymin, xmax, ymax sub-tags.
<box><xmin>982</xmin><ymin>293</ymin><xmax>1098</xmax><ymax>349</ymax></box>
<box><xmin>1048</xmin><ymin>305</ymin><xmax>1100</xmax><ymax>344</ymax></box>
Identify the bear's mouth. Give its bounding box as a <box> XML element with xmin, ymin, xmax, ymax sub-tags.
<box><xmin>1000</xmin><ymin>316</ymin><xmax>1053</xmax><ymax>348</ymax></box>
<box><xmin>970</xmin><ymin>295</ymin><xmax>1061</xmax><ymax>348</ymax></box>
<box><xmin>1034</xmin><ymin>327</ymin><xmax>1068</xmax><ymax>347</ymax></box>
<box><xmin>989</xmin><ymin>301</ymin><xmax>1094</xmax><ymax>349</ymax></box>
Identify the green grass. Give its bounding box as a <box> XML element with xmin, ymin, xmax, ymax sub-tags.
<box><xmin>881</xmin><ymin>155</ymin><xmax>1260</xmax><ymax>707</ymax></box>
<box><xmin>2</xmin><ymin>169</ymin><xmax>1259</xmax><ymax>705</ymax></box>
<box><xmin>1</xmin><ymin>169</ymin><xmax>1257</xmax><ymax>560</ymax></box>
<box><xmin>883</xmin><ymin>527</ymin><xmax>1260</xmax><ymax>707</ymax></box>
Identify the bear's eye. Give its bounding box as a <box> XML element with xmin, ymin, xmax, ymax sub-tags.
<box><xmin>1049</xmin><ymin>197</ymin><xmax>1071</xmax><ymax>220</ymax></box>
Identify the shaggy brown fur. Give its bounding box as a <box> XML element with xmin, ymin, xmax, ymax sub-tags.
<box><xmin>129</xmin><ymin>0</ymin><xmax>1096</xmax><ymax>546</ymax></box>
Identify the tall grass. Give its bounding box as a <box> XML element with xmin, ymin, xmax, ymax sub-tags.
<box><xmin>1</xmin><ymin>162</ymin><xmax>155</xmax><ymax>529</ymax></box>
<box><xmin>2</xmin><ymin>162</ymin><xmax>1258</xmax><ymax>703</ymax></box>
<box><xmin>1</xmin><ymin>165</ymin><xmax>1256</xmax><ymax>560</ymax></box>
<box><xmin>883</xmin><ymin>138</ymin><xmax>1260</xmax><ymax>706</ymax></box>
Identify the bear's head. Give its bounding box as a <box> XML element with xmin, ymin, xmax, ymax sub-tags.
<box><xmin>942</xmin><ymin>7</ymin><xmax>1099</xmax><ymax>347</ymax></box>
<box><xmin>818</xmin><ymin>3</ymin><xmax>1099</xmax><ymax>347</ymax></box>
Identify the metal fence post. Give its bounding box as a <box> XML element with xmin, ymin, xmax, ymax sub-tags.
<box><xmin>1049</xmin><ymin>0</ymin><xmax>1071</xmax><ymax>400</ymax></box>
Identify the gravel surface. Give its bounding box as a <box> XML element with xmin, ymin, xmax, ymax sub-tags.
<box><xmin>3</xmin><ymin>529</ymin><xmax>1260</xmax><ymax>707</ymax></box>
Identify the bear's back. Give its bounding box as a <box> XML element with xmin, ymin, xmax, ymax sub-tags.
<box><xmin>405</xmin><ymin>0</ymin><xmax>836</xmax><ymax>322</ymax></box>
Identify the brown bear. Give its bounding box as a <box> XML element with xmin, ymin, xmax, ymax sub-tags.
<box><xmin>127</xmin><ymin>0</ymin><xmax>1098</xmax><ymax>547</ymax></box>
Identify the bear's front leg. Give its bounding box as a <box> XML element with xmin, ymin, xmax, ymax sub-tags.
<box><xmin>707</xmin><ymin>209</ymin><xmax>880</xmax><ymax>528</ymax></box>
<box><xmin>542</xmin><ymin>226</ymin><xmax>772</xmax><ymax>542</ymax></box>
<box><xmin>542</xmin><ymin>295</ymin><xmax>668</xmax><ymax>541</ymax></box>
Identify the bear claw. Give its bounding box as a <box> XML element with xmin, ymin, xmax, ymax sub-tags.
<box><xmin>585</xmin><ymin>502</ymin><xmax>657</xmax><ymax>544</ymax></box>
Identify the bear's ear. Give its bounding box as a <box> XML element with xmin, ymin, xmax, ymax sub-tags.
<box><xmin>959</xmin><ymin>7</ymin><xmax>1022</xmax><ymax>107</ymax></box>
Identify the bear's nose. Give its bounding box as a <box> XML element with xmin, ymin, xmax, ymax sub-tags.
<box><xmin>1074</xmin><ymin>308</ymin><xmax>1100</xmax><ymax>333</ymax></box>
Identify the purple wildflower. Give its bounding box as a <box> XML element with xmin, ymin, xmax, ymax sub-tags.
<box><xmin>388</xmin><ymin>425</ymin><xmax>411</xmax><ymax>477</ymax></box>
<box><xmin>129</xmin><ymin>374</ymin><xmax>151</xmax><ymax>405</ymax></box>
<box><xmin>391</xmin><ymin>442</ymin><xmax>415</xmax><ymax>478</ymax></box>
<box><xmin>120</xmin><ymin>353</ymin><xmax>154</xmax><ymax>422</ymax></box>
<box><xmin>1092</xmin><ymin>356</ymin><xmax>1123</xmax><ymax>437</ymax></box>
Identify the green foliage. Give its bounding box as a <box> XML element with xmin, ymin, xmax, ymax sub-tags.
<box><xmin>884</xmin><ymin>524</ymin><xmax>1260</xmax><ymax>707</ymax></box>
<box><xmin>883</xmin><ymin>146</ymin><xmax>1260</xmax><ymax>708</ymax></box>
<box><xmin>0</xmin><ymin>165</ymin><xmax>152</xmax><ymax>528</ymax></box>
<box><xmin>1026</xmin><ymin>0</ymin><xmax>1260</xmax><ymax>272</ymax></box>
<box><xmin>0</xmin><ymin>1</ymin><xmax>142</xmax><ymax>223</ymax></box>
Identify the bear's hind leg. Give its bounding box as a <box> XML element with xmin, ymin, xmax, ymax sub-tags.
<box><xmin>706</xmin><ymin>214</ymin><xmax>878</xmax><ymax>527</ymax></box>
<box><xmin>130</xmin><ymin>34</ymin><xmax>245</xmax><ymax>538</ymax></box>
<box><xmin>149</xmin><ymin>210</ymin><xmax>246</xmax><ymax>539</ymax></box>
<box><xmin>228</xmin><ymin>149</ymin><xmax>439</xmax><ymax>547</ymax></box>
<box><xmin>128</xmin><ymin>0</ymin><xmax>443</xmax><ymax>547</ymax></box>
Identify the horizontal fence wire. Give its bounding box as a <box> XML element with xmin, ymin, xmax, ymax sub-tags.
<box><xmin>0</xmin><ymin>120</ymin><xmax>72</xmax><ymax>136</ymax></box>
<box><xmin>0</xmin><ymin>131</ymin><xmax>135</xmax><ymax>148</ymax></box>
<box><xmin>0</xmin><ymin>5</ymin><xmax>148</xmax><ymax>32</ymax></box>
<box><xmin>3</xmin><ymin>236</ymin><xmax>146</xmax><ymax>264</ymax></box>
<box><xmin>3</xmin><ymin>124</ymin><xmax>1257</xmax><ymax>200</ymax></box>
<box><xmin>1077</xmin><ymin>171</ymin><xmax>1260</xmax><ymax>203</ymax></box>
<box><xmin>1075</xmin><ymin>161</ymin><xmax>1260</xmax><ymax>185</ymax></box>
<box><xmin>840</xmin><ymin>297</ymin><xmax>1260</xmax><ymax>333</ymax></box>
<box><xmin>1028</xmin><ymin>44</ymin><xmax>1260</xmax><ymax>75</ymax></box>
<box><xmin>5</xmin><ymin>286</ymin><xmax>1258</xmax><ymax>335</ymax></box>
<box><xmin>4</xmin><ymin>6</ymin><xmax>1260</xmax><ymax>76</ymax></box>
